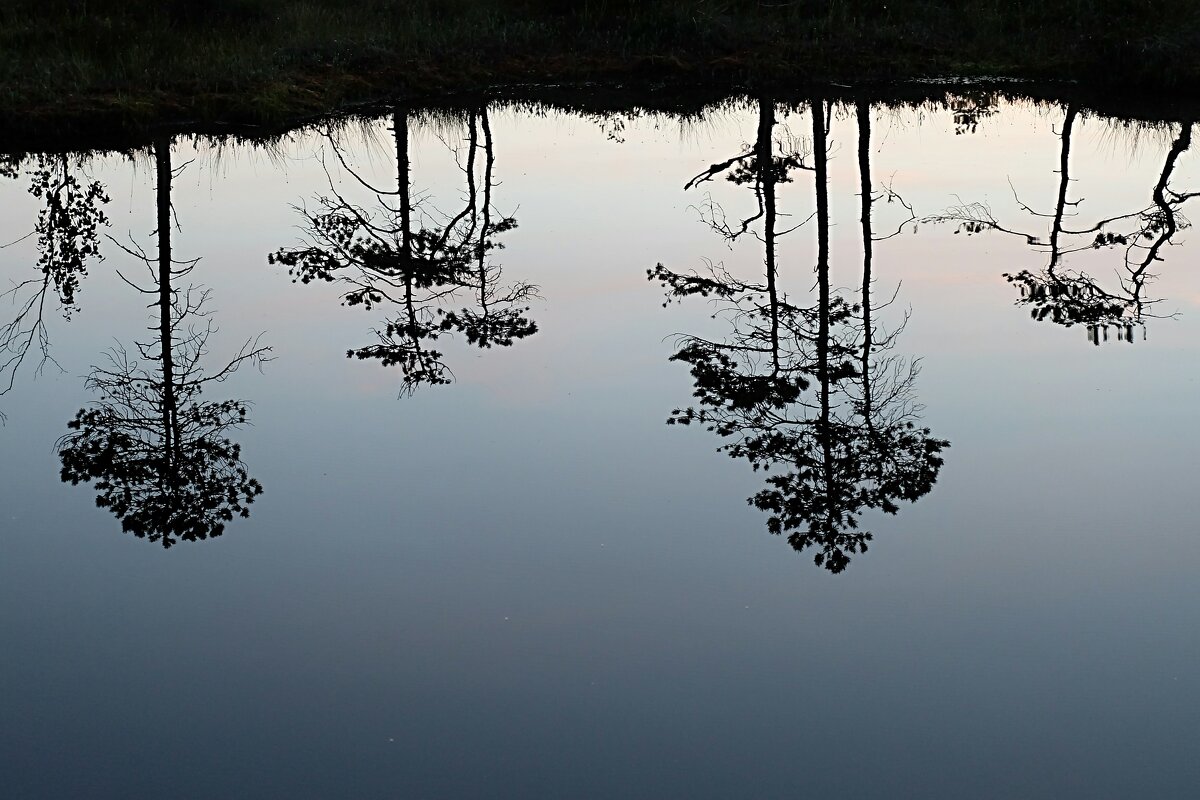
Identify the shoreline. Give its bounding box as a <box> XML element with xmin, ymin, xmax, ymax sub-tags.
<box><xmin>3</xmin><ymin>1</ymin><xmax>1199</xmax><ymax>150</ymax></box>
<box><xmin>3</xmin><ymin>76</ymin><xmax>1198</xmax><ymax>156</ymax></box>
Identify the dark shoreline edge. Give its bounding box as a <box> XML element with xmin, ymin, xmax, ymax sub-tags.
<box><xmin>4</xmin><ymin>76</ymin><xmax>1197</xmax><ymax>156</ymax></box>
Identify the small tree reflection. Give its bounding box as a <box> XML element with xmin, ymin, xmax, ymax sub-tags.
<box><xmin>58</xmin><ymin>140</ymin><xmax>269</xmax><ymax>547</ymax></box>
<box><xmin>1</xmin><ymin>153</ymin><xmax>110</xmax><ymax>418</ymax></box>
<box><xmin>271</xmin><ymin>106</ymin><xmax>538</xmax><ymax>395</ymax></box>
<box><xmin>652</xmin><ymin>98</ymin><xmax>947</xmax><ymax>572</ymax></box>
<box><xmin>930</xmin><ymin>105</ymin><xmax>1198</xmax><ymax>344</ymax></box>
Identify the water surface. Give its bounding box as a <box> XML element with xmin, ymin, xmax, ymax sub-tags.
<box><xmin>2</xmin><ymin>93</ymin><xmax>1198</xmax><ymax>798</ymax></box>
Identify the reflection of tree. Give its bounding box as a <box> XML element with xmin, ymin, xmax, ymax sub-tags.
<box><xmin>0</xmin><ymin>153</ymin><xmax>110</xmax><ymax>416</ymax></box>
<box><xmin>271</xmin><ymin>106</ymin><xmax>538</xmax><ymax>395</ymax></box>
<box><xmin>651</xmin><ymin>98</ymin><xmax>946</xmax><ymax>573</ymax></box>
<box><xmin>57</xmin><ymin>140</ymin><xmax>268</xmax><ymax>548</ymax></box>
<box><xmin>931</xmin><ymin>104</ymin><xmax>1198</xmax><ymax>344</ymax></box>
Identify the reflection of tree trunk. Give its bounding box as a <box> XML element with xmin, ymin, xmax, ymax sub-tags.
<box><xmin>479</xmin><ymin>108</ymin><xmax>494</xmax><ymax>314</ymax></box>
<box><xmin>812</xmin><ymin>98</ymin><xmax>834</xmax><ymax>511</ymax></box>
<box><xmin>758</xmin><ymin>97</ymin><xmax>780</xmax><ymax>375</ymax></box>
<box><xmin>395</xmin><ymin>110</ymin><xmax>411</xmax><ymax>264</ymax></box>
<box><xmin>813</xmin><ymin>101</ymin><xmax>830</xmax><ymax>403</ymax></box>
<box><xmin>394</xmin><ymin>110</ymin><xmax>418</xmax><ymax>337</ymax></box>
<box><xmin>442</xmin><ymin>111</ymin><xmax>480</xmax><ymax>250</ymax></box>
<box><xmin>1137</xmin><ymin>121</ymin><xmax>1194</xmax><ymax>277</ymax></box>
<box><xmin>1049</xmin><ymin>103</ymin><xmax>1078</xmax><ymax>268</ymax></box>
<box><xmin>155</xmin><ymin>139</ymin><xmax>179</xmax><ymax>467</ymax></box>
<box><xmin>857</xmin><ymin>100</ymin><xmax>873</xmax><ymax>425</ymax></box>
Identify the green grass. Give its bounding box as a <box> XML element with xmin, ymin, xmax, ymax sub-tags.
<box><xmin>2</xmin><ymin>0</ymin><xmax>1199</xmax><ymax>134</ymax></box>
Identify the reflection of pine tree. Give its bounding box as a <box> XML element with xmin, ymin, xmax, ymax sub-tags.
<box><xmin>58</xmin><ymin>140</ymin><xmax>268</xmax><ymax>548</ymax></box>
<box><xmin>271</xmin><ymin>107</ymin><xmax>537</xmax><ymax>395</ymax></box>
<box><xmin>652</xmin><ymin>98</ymin><xmax>946</xmax><ymax>573</ymax></box>
<box><xmin>931</xmin><ymin>105</ymin><xmax>1198</xmax><ymax>344</ymax></box>
<box><xmin>1</xmin><ymin>153</ymin><xmax>110</xmax><ymax>415</ymax></box>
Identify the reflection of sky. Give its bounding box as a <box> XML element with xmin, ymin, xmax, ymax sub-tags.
<box><xmin>2</xmin><ymin>100</ymin><xmax>1199</xmax><ymax>798</ymax></box>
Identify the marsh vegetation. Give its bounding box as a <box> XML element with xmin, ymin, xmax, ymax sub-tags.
<box><xmin>3</xmin><ymin>0</ymin><xmax>1199</xmax><ymax>131</ymax></box>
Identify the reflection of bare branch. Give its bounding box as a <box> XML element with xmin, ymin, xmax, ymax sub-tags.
<box><xmin>926</xmin><ymin>198</ymin><xmax>1041</xmax><ymax>242</ymax></box>
<box><xmin>0</xmin><ymin>276</ymin><xmax>61</xmax><ymax>407</ymax></box>
<box><xmin>870</xmin><ymin>176</ymin><xmax>917</xmax><ymax>242</ymax></box>
<box><xmin>684</xmin><ymin>150</ymin><xmax>755</xmax><ymax>191</ymax></box>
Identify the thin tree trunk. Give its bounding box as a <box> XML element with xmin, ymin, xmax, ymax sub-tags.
<box><xmin>758</xmin><ymin>96</ymin><xmax>780</xmax><ymax>375</ymax></box>
<box><xmin>1049</xmin><ymin>103</ymin><xmax>1078</xmax><ymax>268</ymax></box>
<box><xmin>1136</xmin><ymin>120</ymin><xmax>1193</xmax><ymax>276</ymax></box>
<box><xmin>479</xmin><ymin>106</ymin><xmax>495</xmax><ymax>314</ymax></box>
<box><xmin>394</xmin><ymin>110</ymin><xmax>418</xmax><ymax>337</ymax></box>
<box><xmin>395</xmin><ymin>109</ymin><xmax>412</xmax><ymax>264</ymax></box>
<box><xmin>812</xmin><ymin>98</ymin><xmax>835</xmax><ymax>526</ymax></box>
<box><xmin>155</xmin><ymin>139</ymin><xmax>178</xmax><ymax>466</ymax></box>
<box><xmin>857</xmin><ymin>99</ymin><xmax>873</xmax><ymax>425</ymax></box>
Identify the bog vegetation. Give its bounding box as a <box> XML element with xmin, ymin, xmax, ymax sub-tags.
<box><xmin>1</xmin><ymin>1</ymin><xmax>1198</xmax><ymax>125</ymax></box>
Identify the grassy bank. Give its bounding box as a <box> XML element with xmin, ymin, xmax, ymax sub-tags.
<box><xmin>2</xmin><ymin>0</ymin><xmax>1199</xmax><ymax>134</ymax></box>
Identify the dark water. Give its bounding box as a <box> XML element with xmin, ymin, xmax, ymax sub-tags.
<box><xmin>2</xmin><ymin>94</ymin><xmax>1199</xmax><ymax>798</ymax></box>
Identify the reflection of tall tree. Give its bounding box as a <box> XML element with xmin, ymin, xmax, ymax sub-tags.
<box><xmin>57</xmin><ymin>140</ymin><xmax>268</xmax><ymax>548</ymax></box>
<box><xmin>270</xmin><ymin>107</ymin><xmax>537</xmax><ymax>395</ymax></box>
<box><xmin>0</xmin><ymin>153</ymin><xmax>109</xmax><ymax>416</ymax></box>
<box><xmin>932</xmin><ymin>105</ymin><xmax>1198</xmax><ymax>344</ymax></box>
<box><xmin>651</xmin><ymin>98</ymin><xmax>946</xmax><ymax>573</ymax></box>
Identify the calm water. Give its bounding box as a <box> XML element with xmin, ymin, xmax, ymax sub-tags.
<box><xmin>2</xmin><ymin>94</ymin><xmax>1199</xmax><ymax>798</ymax></box>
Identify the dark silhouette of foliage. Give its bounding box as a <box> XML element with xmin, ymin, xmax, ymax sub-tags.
<box><xmin>270</xmin><ymin>107</ymin><xmax>538</xmax><ymax>395</ymax></box>
<box><xmin>58</xmin><ymin>140</ymin><xmax>268</xmax><ymax>547</ymax></box>
<box><xmin>652</xmin><ymin>98</ymin><xmax>946</xmax><ymax>572</ymax></box>
<box><xmin>58</xmin><ymin>334</ymin><xmax>265</xmax><ymax>547</ymax></box>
